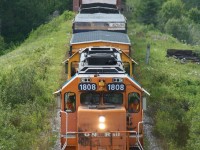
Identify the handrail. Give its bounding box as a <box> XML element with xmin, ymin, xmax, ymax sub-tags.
<box><xmin>60</xmin><ymin>111</ymin><xmax>69</xmax><ymax>150</ymax></box>
<box><xmin>137</xmin><ymin>121</ymin><xmax>144</xmax><ymax>150</ymax></box>
<box><xmin>61</xmin><ymin>130</ymin><xmax>138</xmax><ymax>136</ymax></box>
<box><xmin>59</xmin><ymin>121</ymin><xmax>144</xmax><ymax>150</ymax></box>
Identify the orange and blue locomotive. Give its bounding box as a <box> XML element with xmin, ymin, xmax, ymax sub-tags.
<box><xmin>54</xmin><ymin>1</ymin><xmax>149</xmax><ymax>150</ymax></box>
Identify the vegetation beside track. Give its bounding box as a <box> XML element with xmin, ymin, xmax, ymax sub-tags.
<box><xmin>128</xmin><ymin>22</ymin><xmax>200</xmax><ymax>149</ymax></box>
<box><xmin>0</xmin><ymin>11</ymin><xmax>74</xmax><ymax>149</ymax></box>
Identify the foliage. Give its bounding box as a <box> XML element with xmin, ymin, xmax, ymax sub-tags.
<box><xmin>182</xmin><ymin>0</ymin><xmax>200</xmax><ymax>10</ymax></box>
<box><xmin>158</xmin><ymin>0</ymin><xmax>184</xmax><ymax>30</ymax></box>
<box><xmin>188</xmin><ymin>7</ymin><xmax>200</xmax><ymax>24</ymax></box>
<box><xmin>128</xmin><ymin>22</ymin><xmax>200</xmax><ymax>149</ymax></box>
<box><xmin>0</xmin><ymin>11</ymin><xmax>74</xmax><ymax>149</ymax></box>
<box><xmin>134</xmin><ymin>0</ymin><xmax>161</xmax><ymax>25</ymax></box>
<box><xmin>0</xmin><ymin>36</ymin><xmax>6</xmax><ymax>55</ymax></box>
<box><xmin>53</xmin><ymin>0</ymin><xmax>73</xmax><ymax>13</ymax></box>
<box><xmin>186</xmin><ymin>103</ymin><xmax>200</xmax><ymax>150</ymax></box>
<box><xmin>126</xmin><ymin>0</ymin><xmax>200</xmax><ymax>45</ymax></box>
<box><xmin>0</xmin><ymin>0</ymin><xmax>72</xmax><ymax>43</ymax></box>
<box><xmin>187</xmin><ymin>23</ymin><xmax>200</xmax><ymax>45</ymax></box>
<box><xmin>164</xmin><ymin>17</ymin><xmax>190</xmax><ymax>43</ymax></box>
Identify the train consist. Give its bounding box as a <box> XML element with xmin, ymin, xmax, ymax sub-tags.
<box><xmin>55</xmin><ymin>1</ymin><xmax>149</xmax><ymax>150</ymax></box>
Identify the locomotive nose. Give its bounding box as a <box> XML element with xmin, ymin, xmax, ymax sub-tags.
<box><xmin>77</xmin><ymin>106</ymin><xmax>126</xmax><ymax>150</ymax></box>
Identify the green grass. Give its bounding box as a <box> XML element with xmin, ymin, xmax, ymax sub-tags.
<box><xmin>0</xmin><ymin>11</ymin><xmax>74</xmax><ymax>149</ymax></box>
<box><xmin>128</xmin><ymin>22</ymin><xmax>200</xmax><ymax>149</ymax></box>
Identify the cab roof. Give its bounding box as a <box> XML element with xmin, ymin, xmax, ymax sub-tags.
<box><xmin>70</xmin><ymin>31</ymin><xmax>131</xmax><ymax>45</ymax></box>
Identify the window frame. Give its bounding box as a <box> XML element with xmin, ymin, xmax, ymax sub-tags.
<box><xmin>103</xmin><ymin>92</ymin><xmax>123</xmax><ymax>105</ymax></box>
<box><xmin>128</xmin><ymin>92</ymin><xmax>140</xmax><ymax>113</ymax></box>
<box><xmin>80</xmin><ymin>92</ymin><xmax>100</xmax><ymax>105</ymax></box>
<box><xmin>64</xmin><ymin>92</ymin><xmax>76</xmax><ymax>113</ymax></box>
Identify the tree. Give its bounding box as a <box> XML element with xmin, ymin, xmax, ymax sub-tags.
<box><xmin>1</xmin><ymin>0</ymin><xmax>48</xmax><ymax>42</ymax></box>
<box><xmin>137</xmin><ymin>0</ymin><xmax>161</xmax><ymax>25</ymax></box>
<box><xmin>188</xmin><ymin>7</ymin><xmax>200</xmax><ymax>24</ymax></box>
<box><xmin>182</xmin><ymin>0</ymin><xmax>200</xmax><ymax>10</ymax></box>
<box><xmin>0</xmin><ymin>36</ymin><xmax>5</xmax><ymax>51</ymax></box>
<box><xmin>164</xmin><ymin>17</ymin><xmax>190</xmax><ymax>43</ymax></box>
<box><xmin>158</xmin><ymin>0</ymin><xmax>184</xmax><ymax>30</ymax></box>
<box><xmin>0</xmin><ymin>0</ymin><xmax>72</xmax><ymax>43</ymax></box>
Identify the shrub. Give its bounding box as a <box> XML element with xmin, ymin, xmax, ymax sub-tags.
<box><xmin>62</xmin><ymin>11</ymin><xmax>74</xmax><ymax>21</ymax></box>
<box><xmin>158</xmin><ymin>0</ymin><xmax>184</xmax><ymax>30</ymax></box>
<box><xmin>136</xmin><ymin>0</ymin><xmax>161</xmax><ymax>25</ymax></box>
<box><xmin>187</xmin><ymin>23</ymin><xmax>200</xmax><ymax>45</ymax></box>
<box><xmin>186</xmin><ymin>104</ymin><xmax>200</xmax><ymax>150</ymax></box>
<box><xmin>164</xmin><ymin>17</ymin><xmax>190</xmax><ymax>43</ymax></box>
<box><xmin>0</xmin><ymin>65</ymin><xmax>41</xmax><ymax>106</ymax></box>
<box><xmin>188</xmin><ymin>7</ymin><xmax>200</xmax><ymax>24</ymax></box>
<box><xmin>0</xmin><ymin>36</ymin><xmax>6</xmax><ymax>55</ymax></box>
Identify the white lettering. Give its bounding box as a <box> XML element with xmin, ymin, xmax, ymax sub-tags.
<box><xmin>91</xmin><ymin>132</ymin><xmax>97</xmax><ymax>137</ymax></box>
<box><xmin>105</xmin><ymin>132</ymin><xmax>111</xmax><ymax>137</ymax></box>
<box><xmin>84</xmin><ymin>132</ymin><xmax>120</xmax><ymax>137</ymax></box>
<box><xmin>84</xmin><ymin>133</ymin><xmax>90</xmax><ymax>137</ymax></box>
<box><xmin>112</xmin><ymin>132</ymin><xmax>120</xmax><ymax>137</ymax></box>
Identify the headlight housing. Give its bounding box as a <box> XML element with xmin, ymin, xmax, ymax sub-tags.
<box><xmin>98</xmin><ymin>116</ymin><xmax>106</xmax><ymax>130</ymax></box>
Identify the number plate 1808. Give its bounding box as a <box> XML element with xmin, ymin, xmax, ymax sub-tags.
<box><xmin>78</xmin><ymin>83</ymin><xmax>97</xmax><ymax>91</ymax></box>
<box><xmin>107</xmin><ymin>83</ymin><xmax>126</xmax><ymax>91</ymax></box>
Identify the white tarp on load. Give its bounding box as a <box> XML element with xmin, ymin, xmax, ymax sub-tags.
<box><xmin>82</xmin><ymin>0</ymin><xmax>117</xmax><ymax>5</ymax></box>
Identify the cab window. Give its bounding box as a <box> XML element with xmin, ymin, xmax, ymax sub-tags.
<box><xmin>71</xmin><ymin>62</ymin><xmax>78</xmax><ymax>77</ymax></box>
<box><xmin>80</xmin><ymin>93</ymin><xmax>100</xmax><ymax>105</ymax></box>
<box><xmin>128</xmin><ymin>92</ymin><xmax>140</xmax><ymax>113</ymax></box>
<box><xmin>123</xmin><ymin>62</ymin><xmax>130</xmax><ymax>75</ymax></box>
<box><xmin>103</xmin><ymin>93</ymin><xmax>123</xmax><ymax>105</ymax></box>
<box><xmin>64</xmin><ymin>92</ymin><xmax>76</xmax><ymax>112</ymax></box>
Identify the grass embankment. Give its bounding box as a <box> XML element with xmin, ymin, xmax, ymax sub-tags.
<box><xmin>0</xmin><ymin>11</ymin><xmax>74</xmax><ymax>149</ymax></box>
<box><xmin>128</xmin><ymin>22</ymin><xmax>200</xmax><ymax>149</ymax></box>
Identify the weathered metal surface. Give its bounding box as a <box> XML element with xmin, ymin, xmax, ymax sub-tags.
<box><xmin>70</xmin><ymin>31</ymin><xmax>130</xmax><ymax>45</ymax></box>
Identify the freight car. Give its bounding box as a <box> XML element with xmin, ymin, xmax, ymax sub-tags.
<box><xmin>72</xmin><ymin>1</ymin><xmax>126</xmax><ymax>33</ymax></box>
<box><xmin>73</xmin><ymin>0</ymin><xmax>122</xmax><ymax>13</ymax></box>
<box><xmin>72</xmin><ymin>13</ymin><xmax>126</xmax><ymax>33</ymax></box>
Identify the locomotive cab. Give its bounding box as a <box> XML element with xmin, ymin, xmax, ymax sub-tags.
<box><xmin>57</xmin><ymin>74</ymin><xmax>149</xmax><ymax>150</ymax></box>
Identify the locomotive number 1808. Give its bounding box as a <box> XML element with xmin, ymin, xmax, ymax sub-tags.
<box><xmin>107</xmin><ymin>83</ymin><xmax>126</xmax><ymax>91</ymax></box>
<box><xmin>78</xmin><ymin>83</ymin><xmax>97</xmax><ymax>91</ymax></box>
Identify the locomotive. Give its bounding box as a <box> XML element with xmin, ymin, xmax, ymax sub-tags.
<box><xmin>54</xmin><ymin>1</ymin><xmax>149</xmax><ymax>150</ymax></box>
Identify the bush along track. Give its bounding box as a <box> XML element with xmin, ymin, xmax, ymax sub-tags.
<box><xmin>0</xmin><ymin>11</ymin><xmax>74</xmax><ymax>150</ymax></box>
<box><xmin>128</xmin><ymin>23</ymin><xmax>200</xmax><ymax>150</ymax></box>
